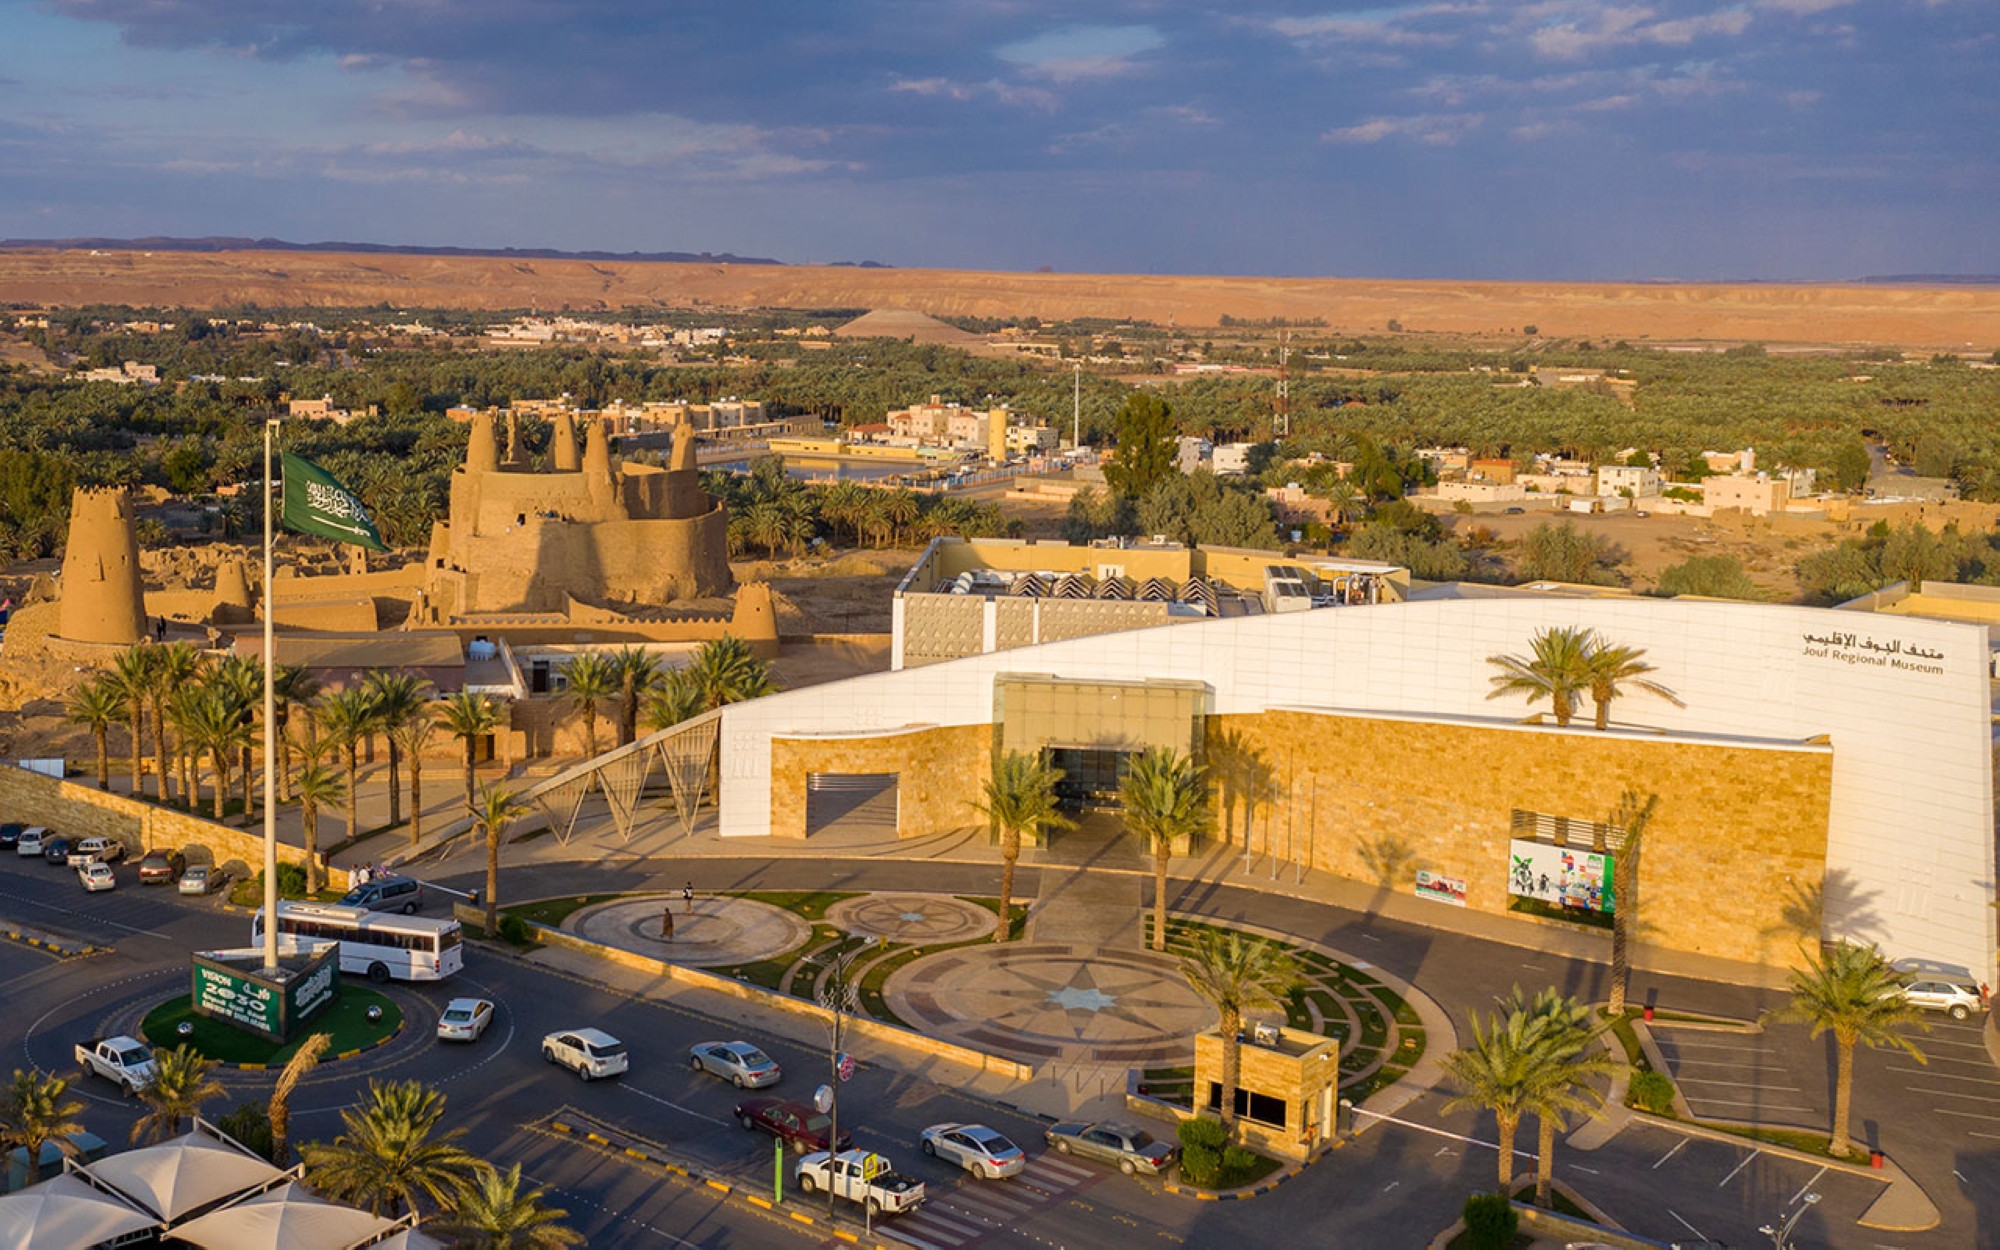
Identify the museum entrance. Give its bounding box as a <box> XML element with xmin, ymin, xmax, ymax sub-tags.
<box><xmin>1046</xmin><ymin>747</ymin><xmax>1134</xmax><ymax>812</ymax></box>
<box><xmin>805</xmin><ymin>772</ymin><xmax>899</xmax><ymax>837</ymax></box>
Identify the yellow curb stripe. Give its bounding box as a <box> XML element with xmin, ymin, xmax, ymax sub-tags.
<box><xmin>705</xmin><ymin>1179</ymin><xmax>731</xmax><ymax>1194</ymax></box>
<box><xmin>745</xmin><ymin>1195</ymin><xmax>772</xmax><ymax>1209</ymax></box>
<box><xmin>788</xmin><ymin>1211</ymin><xmax>816</xmax><ymax>1225</ymax></box>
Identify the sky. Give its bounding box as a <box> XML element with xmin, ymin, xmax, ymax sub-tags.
<box><xmin>0</xmin><ymin>1</ymin><xmax>1994</xmax><ymax>282</ymax></box>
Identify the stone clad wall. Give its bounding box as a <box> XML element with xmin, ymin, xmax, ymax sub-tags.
<box><xmin>1206</xmin><ymin>711</ymin><xmax>1832</xmax><ymax>966</ymax></box>
<box><xmin>0</xmin><ymin>766</ymin><xmax>349</xmax><ymax>888</ymax></box>
<box><xmin>769</xmin><ymin>725</ymin><xmax>989</xmax><ymax>839</ymax></box>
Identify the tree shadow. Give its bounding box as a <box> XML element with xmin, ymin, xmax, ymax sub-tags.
<box><xmin>1357</xmin><ymin>832</ymin><xmax>1417</xmax><ymax>918</ymax></box>
<box><xmin>1757</xmin><ymin>870</ymin><xmax>1884</xmax><ymax>961</ymax></box>
<box><xmin>1206</xmin><ymin>727</ymin><xmax>1276</xmax><ymax>857</ymax></box>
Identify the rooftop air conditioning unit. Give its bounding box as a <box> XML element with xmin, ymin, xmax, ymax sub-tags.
<box><xmin>1252</xmin><ymin>1023</ymin><xmax>1280</xmax><ymax>1046</ymax></box>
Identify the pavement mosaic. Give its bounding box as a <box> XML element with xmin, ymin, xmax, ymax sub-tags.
<box><xmin>823</xmin><ymin>892</ymin><xmax>996</xmax><ymax>944</ymax></box>
<box><xmin>567</xmin><ymin>895</ymin><xmax>810</xmax><ymax>968</ymax></box>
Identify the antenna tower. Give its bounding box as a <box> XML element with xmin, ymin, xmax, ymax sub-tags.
<box><xmin>1275</xmin><ymin>329</ymin><xmax>1291</xmax><ymax>440</ymax></box>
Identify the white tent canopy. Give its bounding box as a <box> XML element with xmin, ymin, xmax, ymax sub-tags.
<box><xmin>359</xmin><ymin>1231</ymin><xmax>445</xmax><ymax>1250</ymax></box>
<box><xmin>165</xmin><ymin>1180</ymin><xmax>399</xmax><ymax>1249</ymax></box>
<box><xmin>0</xmin><ymin>1172</ymin><xmax>160</xmax><ymax>1250</ymax></box>
<box><xmin>84</xmin><ymin>1129</ymin><xmax>286</xmax><ymax>1222</ymax></box>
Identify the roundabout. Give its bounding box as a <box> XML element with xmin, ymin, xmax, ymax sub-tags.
<box><xmin>139</xmin><ymin>986</ymin><xmax>402</xmax><ymax>1067</ymax></box>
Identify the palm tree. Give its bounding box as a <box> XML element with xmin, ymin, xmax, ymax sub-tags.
<box><xmin>560</xmin><ymin>651</ymin><xmax>618</xmax><ymax>759</ymax></box>
<box><xmin>1439</xmin><ymin>1007</ymin><xmax>1543</xmax><ymax>1193</ymax></box>
<box><xmin>1606</xmin><ymin>790</ymin><xmax>1659</xmax><ymax>1018</ymax></box>
<box><xmin>444</xmin><ymin>1162</ymin><xmax>585</xmax><ymax>1249</ymax></box>
<box><xmin>682</xmin><ymin>635</ymin><xmax>775</xmax><ymax>712</ymax></box>
<box><xmin>472</xmin><ymin>787</ymin><xmax>530</xmax><ymax>938</ymax></box>
<box><xmin>294</xmin><ymin>761</ymin><xmax>344</xmax><ymax>895</ymax></box>
<box><xmin>208</xmin><ymin>654</ymin><xmax>264</xmax><ymax>822</ymax></box>
<box><xmin>1763</xmin><ymin>942</ymin><xmax>1928</xmax><ymax>1157</ymax></box>
<box><xmin>1506</xmin><ymin>988</ymin><xmax>1615</xmax><ymax>1207</ymax></box>
<box><xmin>272</xmin><ymin>664</ymin><xmax>322</xmax><ymax>801</ymax></box>
<box><xmin>1</xmin><ymin>1068</ymin><xmax>85</xmax><ymax>1186</ymax></box>
<box><xmin>1120</xmin><ymin>747</ymin><xmax>1212</xmax><ymax>953</ymax></box>
<box><xmin>166</xmin><ymin>686</ymin><xmax>207</xmax><ymax>811</ymax></box>
<box><xmin>610</xmin><ymin>647</ymin><xmax>661</xmax><ymax>746</ymax></box>
<box><xmin>746</xmin><ymin>501</ymin><xmax>787</xmax><ymax>557</ymax></box>
<box><xmin>1486</xmin><ymin>626</ymin><xmax>1595</xmax><ymax>727</ymax></box>
<box><xmin>66</xmin><ymin>677</ymin><xmax>123</xmax><ymax>791</ymax></box>
<box><xmin>388</xmin><ymin>706</ymin><xmax>438</xmax><ymax>848</ymax></box>
<box><xmin>181</xmin><ymin>688</ymin><xmax>245</xmax><ymax>822</ymax></box>
<box><xmin>268</xmin><ymin>1032</ymin><xmax>330</xmax><ymax>1168</ymax></box>
<box><xmin>640</xmin><ymin>670</ymin><xmax>704</xmax><ymax>734</ymax></box>
<box><xmin>132</xmin><ymin>1045</ymin><xmax>224</xmax><ymax>1143</ymax></box>
<box><xmin>151</xmin><ymin>642</ymin><xmax>203</xmax><ymax>804</ymax></box>
<box><xmin>301</xmin><ymin>1079</ymin><xmax>484</xmax><ymax>1218</ymax></box>
<box><xmin>107</xmin><ymin>646</ymin><xmax>153</xmax><ymax>798</ymax></box>
<box><xmin>1177</xmin><ymin>930</ymin><xmax>1300</xmax><ymax>1134</ymax></box>
<box><xmin>1583</xmin><ymin>638</ymin><xmax>1684</xmax><ymax>730</ymax></box>
<box><xmin>884</xmin><ymin>488</ymin><xmax>921</xmax><ymax>546</ymax></box>
<box><xmin>859</xmin><ymin>492</ymin><xmax>893</xmax><ymax>547</ymax></box>
<box><xmin>439</xmin><ymin>692</ymin><xmax>504</xmax><ymax>814</ymax></box>
<box><xmin>364</xmin><ymin>672</ymin><xmax>432</xmax><ymax>828</ymax></box>
<box><xmin>820</xmin><ymin>480</ymin><xmax>867</xmax><ymax>546</ymax></box>
<box><xmin>317</xmin><ymin>686</ymin><xmax>377</xmax><ymax>843</ymax></box>
<box><xmin>970</xmin><ymin>751</ymin><xmax>1072</xmax><ymax>944</ymax></box>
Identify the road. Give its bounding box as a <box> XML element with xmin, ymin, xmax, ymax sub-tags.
<box><xmin>2</xmin><ymin>849</ymin><xmax>1993</xmax><ymax>1247</ymax></box>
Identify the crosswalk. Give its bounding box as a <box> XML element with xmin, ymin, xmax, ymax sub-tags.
<box><xmin>877</xmin><ymin>1153</ymin><xmax>1100</xmax><ymax>1249</ymax></box>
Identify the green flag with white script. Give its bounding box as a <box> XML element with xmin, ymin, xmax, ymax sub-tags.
<box><xmin>280</xmin><ymin>453</ymin><xmax>388</xmax><ymax>551</ymax></box>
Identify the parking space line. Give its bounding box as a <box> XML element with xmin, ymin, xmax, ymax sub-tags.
<box><xmin>1668</xmin><ymin>1210</ymin><xmax>1706</xmax><ymax>1240</ymax></box>
<box><xmin>1681</xmin><ymin>1098</ymin><xmax>1813</xmax><ymax>1112</ymax></box>
<box><xmin>1660</xmin><ymin>1040</ymin><xmax>1770</xmax><ymax>1052</ymax></box>
<box><xmin>1936</xmin><ymin>1109</ymin><xmax>2000</xmax><ymax>1124</ymax></box>
<box><xmin>1912</xmin><ymin>1088</ymin><xmax>2000</xmax><ymax>1103</ymax></box>
<box><xmin>623</xmin><ymin>1086</ymin><xmax>735</xmax><ymax>1127</ymax></box>
<box><xmin>1652</xmin><ymin>1140</ymin><xmax>1687</xmax><ymax>1169</ymax></box>
<box><xmin>1677</xmin><ymin>1077</ymin><xmax>1803</xmax><ymax>1091</ymax></box>
<box><xmin>1966</xmin><ymin>1131</ymin><xmax>2000</xmax><ymax>1141</ymax></box>
<box><xmin>1919</xmin><ymin>1037</ymin><xmax>1992</xmax><ymax>1050</ymax></box>
<box><xmin>1789</xmin><ymin>1166</ymin><xmax>1827</xmax><ymax>1206</ymax></box>
<box><xmin>1892</xmin><ymin>1066</ymin><xmax>2000</xmax><ymax>1085</ymax></box>
<box><xmin>1717</xmin><ymin>1149</ymin><xmax>1761</xmax><ymax>1187</ymax></box>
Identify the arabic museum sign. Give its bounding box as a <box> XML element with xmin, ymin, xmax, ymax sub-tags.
<box><xmin>1801</xmin><ymin>630</ymin><xmax>1947</xmax><ymax>676</ymax></box>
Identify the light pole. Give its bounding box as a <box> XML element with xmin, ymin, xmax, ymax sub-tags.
<box><xmin>1759</xmin><ymin>1191</ymin><xmax>1819</xmax><ymax>1249</ymax></box>
<box><xmin>1072</xmin><ymin>363</ymin><xmax>1081</xmax><ymax>453</ymax></box>
<box><xmin>806</xmin><ymin>933</ymin><xmax>877</xmax><ymax>1222</ymax></box>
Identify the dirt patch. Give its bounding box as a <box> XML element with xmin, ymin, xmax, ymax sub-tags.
<box><xmin>1445</xmin><ymin>510</ymin><xmax>1831</xmax><ymax>600</ymax></box>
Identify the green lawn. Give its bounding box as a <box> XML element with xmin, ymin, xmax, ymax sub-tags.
<box><xmin>140</xmin><ymin>987</ymin><xmax>400</xmax><ymax>1065</ymax></box>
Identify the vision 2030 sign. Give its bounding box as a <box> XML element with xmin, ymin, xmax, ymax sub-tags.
<box><xmin>1507</xmin><ymin>840</ymin><xmax>1614</xmax><ymax>914</ymax></box>
<box><xmin>193</xmin><ymin>961</ymin><xmax>282</xmax><ymax>1037</ymax></box>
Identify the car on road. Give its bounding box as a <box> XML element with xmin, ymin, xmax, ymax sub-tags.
<box><xmin>0</xmin><ymin>823</ymin><xmax>22</xmax><ymax>849</ymax></box>
<box><xmin>1044</xmin><ymin>1120</ymin><xmax>1177</xmax><ymax>1176</ymax></box>
<box><xmin>437</xmin><ymin>998</ymin><xmax>496</xmax><ymax>1042</ymax></box>
<box><xmin>75</xmin><ymin>1036</ymin><xmax>157</xmax><ymax>1095</ymax></box>
<box><xmin>689</xmin><ymin>1040</ymin><xmax>781</xmax><ymax>1088</ymax></box>
<box><xmin>78</xmin><ymin>861</ymin><xmax>116</xmax><ymax>893</ymax></box>
<box><xmin>733</xmin><ymin>1098</ymin><xmax>853</xmax><ymax>1153</ymax></box>
<box><xmin>341</xmin><ymin>874</ymin><xmax>424</xmax><ymax>914</ymax></box>
<box><xmin>921</xmin><ymin>1123</ymin><xmax>1026</xmax><ymax>1179</ymax></box>
<box><xmin>542</xmin><ymin>1028</ymin><xmax>628</xmax><ymax>1080</ymax></box>
<box><xmin>138</xmin><ymin>850</ymin><xmax>185</xmax><ymax>884</ymax></box>
<box><xmin>795</xmin><ymin>1149</ymin><xmax>925</xmax><ymax>1216</ymax></box>
<box><xmin>179</xmin><ymin>864</ymin><xmax>228</xmax><ymax>895</ymax></box>
<box><xmin>43</xmin><ymin>836</ymin><xmax>72</xmax><ymax>865</ymax></box>
<box><xmin>68</xmin><ymin>837</ymin><xmax>125</xmax><ymax>867</ymax></box>
<box><xmin>1895</xmin><ymin>976</ymin><xmax>1986</xmax><ymax>1020</ymax></box>
<box><xmin>14</xmin><ymin>827</ymin><xmax>46</xmax><ymax>857</ymax></box>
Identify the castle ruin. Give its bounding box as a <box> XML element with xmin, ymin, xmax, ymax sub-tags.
<box><xmin>56</xmin><ymin>487</ymin><xmax>147</xmax><ymax>647</ymax></box>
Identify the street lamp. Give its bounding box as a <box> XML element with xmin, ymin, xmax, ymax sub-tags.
<box><xmin>1758</xmin><ymin>1191</ymin><xmax>1819</xmax><ymax>1249</ymax></box>
<box><xmin>804</xmin><ymin>933</ymin><xmax>878</xmax><ymax>1223</ymax></box>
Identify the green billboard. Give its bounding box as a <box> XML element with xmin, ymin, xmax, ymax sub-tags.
<box><xmin>190</xmin><ymin>944</ymin><xmax>340</xmax><ymax>1043</ymax></box>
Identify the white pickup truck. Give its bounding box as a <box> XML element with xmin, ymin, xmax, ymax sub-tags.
<box><xmin>75</xmin><ymin>1036</ymin><xmax>158</xmax><ymax>1095</ymax></box>
<box><xmin>795</xmin><ymin>1150</ymin><xmax>926</xmax><ymax>1217</ymax></box>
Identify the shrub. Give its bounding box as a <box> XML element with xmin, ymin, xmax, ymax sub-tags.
<box><xmin>498</xmin><ymin>913</ymin><xmax>532</xmax><ymax>945</ymax></box>
<box><xmin>216</xmin><ymin>1101</ymin><xmax>273</xmax><ymax>1162</ymax></box>
<box><xmin>1177</xmin><ymin>1117</ymin><xmax>1227</xmax><ymax>1185</ymax></box>
<box><xmin>1178</xmin><ymin>1117</ymin><xmax>1227</xmax><ymax>1151</ymax></box>
<box><xmin>1629</xmin><ymin>1069</ymin><xmax>1677</xmax><ymax>1114</ymax></box>
<box><xmin>1461</xmin><ymin>1192</ymin><xmax>1518</xmax><ymax>1250</ymax></box>
<box><xmin>1221</xmin><ymin>1144</ymin><xmax>1256</xmax><ymax>1181</ymax></box>
<box><xmin>275</xmin><ymin>862</ymin><xmax>308</xmax><ymax>897</ymax></box>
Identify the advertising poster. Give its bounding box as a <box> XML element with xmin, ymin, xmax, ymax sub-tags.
<box><xmin>1507</xmin><ymin>839</ymin><xmax>1615</xmax><ymax>914</ymax></box>
<box><xmin>1414</xmin><ymin>870</ymin><xmax>1467</xmax><ymax>907</ymax></box>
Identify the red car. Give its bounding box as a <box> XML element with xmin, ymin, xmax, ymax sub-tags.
<box><xmin>733</xmin><ymin>1098</ymin><xmax>854</xmax><ymax>1154</ymax></box>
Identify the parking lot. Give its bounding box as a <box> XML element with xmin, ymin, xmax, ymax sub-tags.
<box><xmin>1652</xmin><ymin>1022</ymin><xmax>1830</xmax><ymax>1126</ymax></box>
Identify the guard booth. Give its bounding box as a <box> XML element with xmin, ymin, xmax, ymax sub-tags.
<box><xmin>1192</xmin><ymin>1023</ymin><xmax>1340</xmax><ymax>1162</ymax></box>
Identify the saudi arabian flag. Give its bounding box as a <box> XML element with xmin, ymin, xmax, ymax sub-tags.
<box><xmin>280</xmin><ymin>453</ymin><xmax>388</xmax><ymax>551</ymax></box>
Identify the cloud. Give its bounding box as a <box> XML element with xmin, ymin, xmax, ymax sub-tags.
<box><xmin>1526</xmin><ymin>5</ymin><xmax>1754</xmax><ymax>59</ymax></box>
<box><xmin>996</xmin><ymin>24</ymin><xmax>1165</xmax><ymax>81</ymax></box>
<box><xmin>1321</xmin><ymin>112</ymin><xmax>1485</xmax><ymax>145</ymax></box>
<box><xmin>889</xmin><ymin>77</ymin><xmax>1059</xmax><ymax>112</ymax></box>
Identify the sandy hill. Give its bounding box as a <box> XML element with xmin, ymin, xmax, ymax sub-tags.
<box><xmin>2</xmin><ymin>248</ymin><xmax>1998</xmax><ymax>347</ymax></box>
<box><xmin>834</xmin><ymin>308</ymin><xmax>981</xmax><ymax>344</ymax></box>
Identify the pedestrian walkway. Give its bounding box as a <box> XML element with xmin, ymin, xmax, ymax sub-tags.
<box><xmin>567</xmin><ymin>894</ymin><xmax>810</xmax><ymax>967</ymax></box>
<box><xmin>1025</xmin><ymin>815</ymin><xmax>1141</xmax><ymax>948</ymax></box>
<box><xmin>887</xmin><ymin>1152</ymin><xmax>1101</xmax><ymax>1250</ymax></box>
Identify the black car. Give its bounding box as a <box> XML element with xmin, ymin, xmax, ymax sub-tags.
<box><xmin>0</xmin><ymin>823</ymin><xmax>22</xmax><ymax>849</ymax></box>
<box><xmin>43</xmin><ymin>836</ymin><xmax>72</xmax><ymax>865</ymax></box>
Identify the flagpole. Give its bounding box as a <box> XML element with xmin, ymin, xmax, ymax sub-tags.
<box><xmin>262</xmin><ymin>416</ymin><xmax>279</xmax><ymax>972</ymax></box>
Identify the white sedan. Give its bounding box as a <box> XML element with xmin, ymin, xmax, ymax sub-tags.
<box><xmin>78</xmin><ymin>861</ymin><xmax>117</xmax><ymax>893</ymax></box>
<box><xmin>542</xmin><ymin>1028</ymin><xmax>628</xmax><ymax>1080</ymax></box>
<box><xmin>921</xmin><ymin>1123</ymin><xmax>1027</xmax><ymax>1179</ymax></box>
<box><xmin>437</xmin><ymin>998</ymin><xmax>496</xmax><ymax>1042</ymax></box>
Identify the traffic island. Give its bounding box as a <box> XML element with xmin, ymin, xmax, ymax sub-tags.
<box><xmin>139</xmin><ymin>986</ymin><xmax>403</xmax><ymax>1069</ymax></box>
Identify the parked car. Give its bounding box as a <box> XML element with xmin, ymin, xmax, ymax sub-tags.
<box><xmin>437</xmin><ymin>998</ymin><xmax>496</xmax><ymax>1042</ymax></box>
<box><xmin>921</xmin><ymin>1123</ymin><xmax>1026</xmax><ymax>1179</ymax></box>
<box><xmin>542</xmin><ymin>1028</ymin><xmax>628</xmax><ymax>1080</ymax></box>
<box><xmin>43</xmin><ymin>837</ymin><xmax>73</xmax><ymax>865</ymax></box>
<box><xmin>733</xmin><ymin>1098</ymin><xmax>853</xmax><ymax>1153</ymax></box>
<box><xmin>1896</xmin><ymin>976</ymin><xmax>1987</xmax><ymax>1021</ymax></box>
<box><xmin>78</xmin><ymin>861</ymin><xmax>117</xmax><ymax>893</ymax></box>
<box><xmin>178</xmin><ymin>864</ymin><xmax>228</xmax><ymax>895</ymax></box>
<box><xmin>0</xmin><ymin>823</ymin><xmax>22</xmax><ymax>849</ymax></box>
<box><xmin>68</xmin><ymin>837</ymin><xmax>125</xmax><ymax>867</ymax></box>
<box><xmin>1044</xmin><ymin>1121</ymin><xmax>1178</xmax><ymax>1176</ymax></box>
<box><xmin>14</xmin><ymin>827</ymin><xmax>47</xmax><ymax>857</ymax></box>
<box><xmin>138</xmin><ymin>850</ymin><xmax>186</xmax><ymax>884</ymax></box>
<box><xmin>341</xmin><ymin>874</ymin><xmax>424</xmax><ymax>914</ymax></box>
<box><xmin>795</xmin><ymin>1149</ymin><xmax>925</xmax><ymax>1216</ymax></box>
<box><xmin>689</xmin><ymin>1040</ymin><xmax>781</xmax><ymax>1088</ymax></box>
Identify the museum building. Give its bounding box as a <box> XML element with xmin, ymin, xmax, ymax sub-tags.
<box><xmin>717</xmin><ymin>580</ymin><xmax>1997</xmax><ymax>978</ymax></box>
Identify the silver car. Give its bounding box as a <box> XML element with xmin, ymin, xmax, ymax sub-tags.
<box><xmin>689</xmin><ymin>1040</ymin><xmax>781</xmax><ymax>1088</ymax></box>
<box><xmin>437</xmin><ymin>998</ymin><xmax>495</xmax><ymax>1042</ymax></box>
<box><xmin>921</xmin><ymin>1123</ymin><xmax>1026</xmax><ymax>1179</ymax></box>
<box><xmin>1897</xmin><ymin>977</ymin><xmax>1986</xmax><ymax>1021</ymax></box>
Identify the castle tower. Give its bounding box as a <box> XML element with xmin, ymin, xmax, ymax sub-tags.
<box><xmin>987</xmin><ymin>408</ymin><xmax>1008</xmax><ymax>464</ymax></box>
<box><xmin>503</xmin><ymin>412</ymin><xmax>530</xmax><ymax>471</ymax></box>
<box><xmin>729</xmin><ymin>581</ymin><xmax>780</xmax><ymax>657</ymax></box>
<box><xmin>550</xmin><ymin>412</ymin><xmax>581</xmax><ymax>472</ymax></box>
<box><xmin>670</xmin><ymin>418</ymin><xmax>698</xmax><ymax>472</ymax></box>
<box><xmin>57</xmin><ymin>487</ymin><xmax>147</xmax><ymax>645</ymax></box>
<box><xmin>211</xmin><ymin>556</ymin><xmax>255</xmax><ymax>625</ymax></box>
<box><xmin>465</xmin><ymin>411</ymin><xmax>501</xmax><ymax>474</ymax></box>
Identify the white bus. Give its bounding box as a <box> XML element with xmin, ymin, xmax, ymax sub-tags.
<box><xmin>252</xmin><ymin>901</ymin><xmax>464</xmax><ymax>983</ymax></box>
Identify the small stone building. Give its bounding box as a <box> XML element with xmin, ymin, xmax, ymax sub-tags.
<box><xmin>1193</xmin><ymin>1024</ymin><xmax>1340</xmax><ymax>1161</ymax></box>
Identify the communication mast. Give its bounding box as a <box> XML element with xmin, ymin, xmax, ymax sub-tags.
<box><xmin>1274</xmin><ymin>329</ymin><xmax>1291</xmax><ymax>440</ymax></box>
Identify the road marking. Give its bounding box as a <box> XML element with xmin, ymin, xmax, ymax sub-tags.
<box><xmin>1382</xmin><ymin>1180</ymin><xmax>1399</xmax><ymax>1194</ymax></box>
<box><xmin>1569</xmin><ymin>1165</ymin><xmax>1600</xmax><ymax>1175</ymax></box>
<box><xmin>1934</xmin><ymin>1109</ymin><xmax>2000</xmax><ymax>1124</ymax></box>
<box><xmin>1652</xmin><ymin>1140</ymin><xmax>1687</xmax><ymax>1169</ymax></box>
<box><xmin>1680</xmin><ymin>1098</ymin><xmax>1814</xmax><ymax>1113</ymax></box>
<box><xmin>1911</xmin><ymin>1088</ymin><xmax>2000</xmax><ymax>1103</ymax></box>
<box><xmin>1519</xmin><ymin>963</ymin><xmax>1546</xmax><ymax>970</ymax></box>
<box><xmin>1434</xmin><ymin>1145</ymin><xmax>1456</xmax><ymax>1157</ymax></box>
<box><xmin>1790</xmin><ymin>1166</ymin><xmax>1827</xmax><ymax>1206</ymax></box>
<box><xmin>1662</xmin><ymin>1040</ymin><xmax>1770</xmax><ymax>1051</ymax></box>
<box><xmin>1668</xmin><ymin>1209</ymin><xmax>1706</xmax><ymax>1240</ymax></box>
<box><xmin>1918</xmin><ymin>1037</ymin><xmax>1992</xmax><ymax>1051</ymax></box>
<box><xmin>623</xmin><ymin>1085</ymin><xmax>734</xmax><ymax>1127</ymax></box>
<box><xmin>1352</xmin><ymin>1109</ymin><xmax>1538</xmax><ymax>1158</ymax></box>
<box><xmin>1677</xmin><ymin>1077</ymin><xmax>1803</xmax><ymax>1091</ymax></box>
<box><xmin>1891</xmin><ymin>1067</ymin><xmax>2000</xmax><ymax>1085</ymax></box>
<box><xmin>1718</xmin><ymin>1149</ymin><xmax>1761</xmax><ymax>1186</ymax></box>
<box><xmin>0</xmin><ymin>887</ymin><xmax>171</xmax><ymax>938</ymax></box>
<box><xmin>1956</xmin><ymin>1169</ymin><xmax>1972</xmax><ymax>1183</ymax></box>
<box><xmin>521</xmin><ymin>1172</ymin><xmax>709</xmax><ymax>1247</ymax></box>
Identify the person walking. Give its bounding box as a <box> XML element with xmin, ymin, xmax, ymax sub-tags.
<box><xmin>683</xmin><ymin>882</ymin><xmax>695</xmax><ymax>913</ymax></box>
<box><xmin>661</xmin><ymin>905</ymin><xmax>675</xmax><ymax>942</ymax></box>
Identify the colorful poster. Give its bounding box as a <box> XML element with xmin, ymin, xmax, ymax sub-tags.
<box><xmin>1415</xmin><ymin>870</ymin><xmax>1467</xmax><ymax>907</ymax></box>
<box><xmin>1507</xmin><ymin>839</ymin><xmax>1615</xmax><ymax>914</ymax></box>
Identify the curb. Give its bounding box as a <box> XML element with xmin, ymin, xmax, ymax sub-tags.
<box><xmin>1</xmin><ymin>925</ymin><xmax>108</xmax><ymax>958</ymax></box>
<box><xmin>214</xmin><ymin>1005</ymin><xmax>406</xmax><ymax>1071</ymax></box>
<box><xmin>1161</xmin><ymin>1156</ymin><xmax>1315</xmax><ymax>1201</ymax></box>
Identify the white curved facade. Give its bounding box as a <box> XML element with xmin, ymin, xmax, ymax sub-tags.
<box><xmin>721</xmin><ymin>595</ymin><xmax>1996</xmax><ymax>976</ymax></box>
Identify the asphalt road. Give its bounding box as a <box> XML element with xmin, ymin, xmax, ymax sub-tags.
<box><xmin>3</xmin><ymin>848</ymin><xmax>1995</xmax><ymax>1248</ymax></box>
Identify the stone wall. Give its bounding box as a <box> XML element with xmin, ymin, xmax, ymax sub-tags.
<box><xmin>1192</xmin><ymin>1026</ymin><xmax>1340</xmax><ymax>1161</ymax></box>
<box><xmin>1205</xmin><ymin>711</ymin><xmax>1832</xmax><ymax>965</ymax></box>
<box><xmin>768</xmin><ymin>724</ymin><xmax>990</xmax><ymax>839</ymax></box>
<box><xmin>0</xmin><ymin>766</ymin><xmax>349</xmax><ymax>888</ymax></box>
